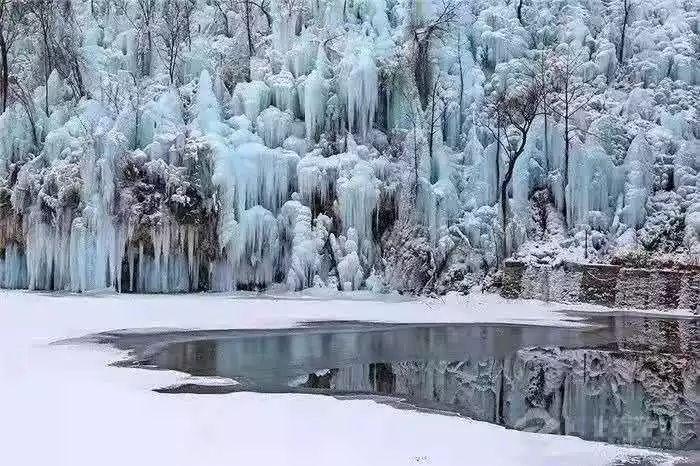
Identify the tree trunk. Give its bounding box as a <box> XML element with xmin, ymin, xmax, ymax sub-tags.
<box><xmin>562</xmin><ymin>111</ymin><xmax>569</xmax><ymax>226</ymax></box>
<box><xmin>221</xmin><ymin>8</ymin><xmax>230</xmax><ymax>37</ymax></box>
<box><xmin>517</xmin><ymin>0</ymin><xmax>523</xmax><ymax>23</ymax></box>
<box><xmin>169</xmin><ymin>44</ymin><xmax>175</xmax><ymax>84</ymax></box>
<box><xmin>561</xmin><ymin>76</ymin><xmax>570</xmax><ymax>225</ymax></box>
<box><xmin>415</xmin><ymin>39</ymin><xmax>431</xmax><ymax>109</ymax></box>
<box><xmin>413</xmin><ymin>119</ymin><xmax>419</xmax><ymax>206</ymax></box>
<box><xmin>619</xmin><ymin>1</ymin><xmax>629</xmax><ymax>64</ymax></box>
<box><xmin>500</xmin><ymin>160</ymin><xmax>516</xmax><ymax>259</ymax></box>
<box><xmin>457</xmin><ymin>34</ymin><xmax>464</xmax><ymax>134</ymax></box>
<box><xmin>245</xmin><ymin>0</ymin><xmax>254</xmax><ymax>57</ymax></box>
<box><xmin>428</xmin><ymin>81</ymin><xmax>438</xmax><ymax>161</ymax></box>
<box><xmin>323</xmin><ymin>235</ymin><xmax>342</xmax><ymax>292</ymax></box>
<box><xmin>144</xmin><ymin>30</ymin><xmax>152</xmax><ymax>77</ymax></box>
<box><xmin>543</xmin><ymin>106</ymin><xmax>549</xmax><ymax>170</ymax></box>
<box><xmin>0</xmin><ymin>31</ymin><xmax>7</xmax><ymax>113</ymax></box>
<box><xmin>72</xmin><ymin>56</ymin><xmax>86</xmax><ymax>98</ymax></box>
<box><xmin>42</xmin><ymin>30</ymin><xmax>51</xmax><ymax>116</ymax></box>
<box><xmin>495</xmin><ymin>126</ymin><xmax>501</xmax><ymax>198</ymax></box>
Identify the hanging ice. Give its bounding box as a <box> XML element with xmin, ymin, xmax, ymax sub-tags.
<box><xmin>193</xmin><ymin>70</ymin><xmax>223</xmax><ymax>134</ymax></box>
<box><xmin>566</xmin><ymin>141</ymin><xmax>617</xmax><ymax>229</ymax></box>
<box><xmin>336</xmin><ymin>160</ymin><xmax>380</xmax><ymax>259</ymax></box>
<box><xmin>340</xmin><ymin>47</ymin><xmax>378</xmax><ymax>141</ymax></box>
<box><xmin>234</xmin><ymin>206</ymin><xmax>280</xmax><ymax>288</ymax></box>
<box><xmin>214</xmin><ymin>142</ymin><xmax>299</xmax><ymax>216</ymax></box>
<box><xmin>256</xmin><ymin>106</ymin><xmax>293</xmax><ymax>148</ymax></box>
<box><xmin>231</xmin><ymin>81</ymin><xmax>272</xmax><ymax>122</ymax></box>
<box><xmin>267</xmin><ymin>67</ymin><xmax>299</xmax><ymax>115</ymax></box>
<box><xmin>279</xmin><ymin>200</ymin><xmax>329</xmax><ymax>291</ymax></box>
<box><xmin>621</xmin><ymin>134</ymin><xmax>654</xmax><ymax>229</ymax></box>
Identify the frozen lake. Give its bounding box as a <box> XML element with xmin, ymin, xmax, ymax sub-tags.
<box><xmin>88</xmin><ymin>314</ymin><xmax>698</xmax><ymax>451</ymax></box>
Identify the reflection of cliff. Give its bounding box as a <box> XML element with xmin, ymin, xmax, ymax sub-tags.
<box><xmin>147</xmin><ymin>318</ymin><xmax>697</xmax><ymax>450</ymax></box>
<box><xmin>311</xmin><ymin>348</ymin><xmax>697</xmax><ymax>450</ymax></box>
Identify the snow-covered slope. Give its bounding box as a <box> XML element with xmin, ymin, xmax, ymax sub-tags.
<box><xmin>0</xmin><ymin>0</ymin><xmax>697</xmax><ymax>293</ymax></box>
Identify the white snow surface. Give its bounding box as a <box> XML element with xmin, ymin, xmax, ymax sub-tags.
<box><xmin>0</xmin><ymin>290</ymin><xmax>688</xmax><ymax>466</ymax></box>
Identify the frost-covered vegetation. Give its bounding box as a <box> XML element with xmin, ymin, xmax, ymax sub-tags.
<box><xmin>0</xmin><ymin>0</ymin><xmax>697</xmax><ymax>293</ymax></box>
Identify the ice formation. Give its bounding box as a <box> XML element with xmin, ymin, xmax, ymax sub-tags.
<box><xmin>0</xmin><ymin>0</ymin><xmax>697</xmax><ymax>293</ymax></box>
<box><xmin>340</xmin><ymin>48</ymin><xmax>378</xmax><ymax>142</ymax></box>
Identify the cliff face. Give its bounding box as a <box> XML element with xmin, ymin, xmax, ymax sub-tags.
<box><xmin>1</xmin><ymin>0</ymin><xmax>698</xmax><ymax>293</ymax></box>
<box><xmin>501</xmin><ymin>261</ymin><xmax>700</xmax><ymax>311</ymax></box>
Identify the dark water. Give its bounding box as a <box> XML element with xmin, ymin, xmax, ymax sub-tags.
<box><xmin>90</xmin><ymin>315</ymin><xmax>699</xmax><ymax>451</ymax></box>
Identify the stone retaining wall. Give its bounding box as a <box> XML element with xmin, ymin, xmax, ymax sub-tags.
<box><xmin>502</xmin><ymin>261</ymin><xmax>699</xmax><ymax>311</ymax></box>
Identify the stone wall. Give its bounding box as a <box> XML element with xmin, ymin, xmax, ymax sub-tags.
<box><xmin>502</xmin><ymin>261</ymin><xmax>699</xmax><ymax>312</ymax></box>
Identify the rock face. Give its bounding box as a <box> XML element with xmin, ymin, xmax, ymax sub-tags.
<box><xmin>501</xmin><ymin>261</ymin><xmax>699</xmax><ymax>311</ymax></box>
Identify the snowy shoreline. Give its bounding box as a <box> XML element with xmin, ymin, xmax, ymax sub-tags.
<box><xmin>2</xmin><ymin>290</ymin><xmax>694</xmax><ymax>465</ymax></box>
<box><xmin>3</xmin><ymin>289</ymin><xmax>697</xmax><ymax>340</ymax></box>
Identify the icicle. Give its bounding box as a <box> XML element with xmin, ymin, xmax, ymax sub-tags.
<box><xmin>194</xmin><ymin>70</ymin><xmax>223</xmax><ymax>134</ymax></box>
<box><xmin>336</xmin><ymin>161</ymin><xmax>380</xmax><ymax>258</ymax></box>
<box><xmin>443</xmin><ymin>101</ymin><xmax>461</xmax><ymax>149</ymax></box>
<box><xmin>138</xmin><ymin>88</ymin><xmax>184</xmax><ymax>148</ymax></box>
<box><xmin>256</xmin><ymin>106</ymin><xmax>293</xmax><ymax>148</ymax></box>
<box><xmin>566</xmin><ymin>141</ymin><xmax>617</xmax><ymax>228</ymax></box>
<box><xmin>267</xmin><ymin>67</ymin><xmax>299</xmax><ymax>116</ymax></box>
<box><xmin>230</xmin><ymin>81</ymin><xmax>272</xmax><ymax>122</ymax></box>
<box><xmin>340</xmin><ymin>48</ymin><xmax>378</xmax><ymax>141</ymax></box>
<box><xmin>337</xmin><ymin>229</ymin><xmax>363</xmax><ymax>291</ymax></box>
<box><xmin>621</xmin><ymin>135</ymin><xmax>653</xmax><ymax>229</ymax></box>
<box><xmin>302</xmin><ymin>69</ymin><xmax>328</xmax><ymax>141</ymax></box>
<box><xmin>297</xmin><ymin>151</ymin><xmax>359</xmax><ymax>206</ymax></box>
<box><xmin>0</xmin><ymin>243</ymin><xmax>27</xmax><ymax>289</ymax></box>
<box><xmin>234</xmin><ymin>206</ymin><xmax>280</xmax><ymax>287</ymax></box>
<box><xmin>279</xmin><ymin>200</ymin><xmax>328</xmax><ymax>291</ymax></box>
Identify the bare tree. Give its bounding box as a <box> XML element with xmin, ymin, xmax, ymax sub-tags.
<box><xmin>128</xmin><ymin>72</ymin><xmax>142</xmax><ymax>148</ymax></box>
<box><xmin>112</xmin><ymin>0</ymin><xmax>157</xmax><ymax>78</ymax></box>
<box><xmin>516</xmin><ymin>0</ymin><xmax>524</xmax><ymax>24</ymax></box>
<box><xmin>51</xmin><ymin>4</ymin><xmax>88</xmax><ymax>100</ymax></box>
<box><xmin>400</xmin><ymin>85</ymin><xmax>424</xmax><ymax>207</ymax></box>
<box><xmin>210</xmin><ymin>0</ymin><xmax>231</xmax><ymax>36</ymax></box>
<box><xmin>482</xmin><ymin>77</ymin><xmax>542</xmax><ymax>258</ymax></box>
<box><xmin>246</xmin><ymin>0</ymin><xmax>272</xmax><ymax>29</ymax></box>
<box><xmin>157</xmin><ymin>0</ymin><xmax>196</xmax><ymax>85</ymax></box>
<box><xmin>451</xmin><ymin>30</ymin><xmax>472</xmax><ymax>134</ymax></box>
<box><xmin>134</xmin><ymin>0</ymin><xmax>157</xmax><ymax>77</ymax></box>
<box><xmin>8</xmin><ymin>75</ymin><xmax>39</xmax><ymax>148</ymax></box>
<box><xmin>26</xmin><ymin>0</ymin><xmax>55</xmax><ymax>115</ymax></box>
<box><xmin>243</xmin><ymin>0</ymin><xmax>254</xmax><ymax>56</ymax></box>
<box><xmin>427</xmin><ymin>75</ymin><xmax>448</xmax><ymax>162</ymax></box>
<box><xmin>0</xmin><ymin>0</ymin><xmax>26</xmax><ymax>113</ymax></box>
<box><xmin>531</xmin><ymin>188</ymin><xmax>550</xmax><ymax>239</ymax></box>
<box><xmin>530</xmin><ymin>51</ymin><xmax>551</xmax><ymax>169</ymax></box>
<box><xmin>617</xmin><ymin>0</ymin><xmax>634</xmax><ymax>64</ymax></box>
<box><xmin>409</xmin><ymin>0</ymin><xmax>460</xmax><ymax>109</ymax></box>
<box><xmin>546</xmin><ymin>46</ymin><xmax>597</xmax><ymax>223</ymax></box>
<box><xmin>212</xmin><ymin>0</ymin><xmax>272</xmax><ymax>38</ymax></box>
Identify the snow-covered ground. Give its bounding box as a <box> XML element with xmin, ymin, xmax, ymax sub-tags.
<box><xmin>0</xmin><ymin>290</ymin><xmax>689</xmax><ymax>466</ymax></box>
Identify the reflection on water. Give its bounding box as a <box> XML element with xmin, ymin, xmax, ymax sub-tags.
<box><xmin>106</xmin><ymin>316</ymin><xmax>698</xmax><ymax>450</ymax></box>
